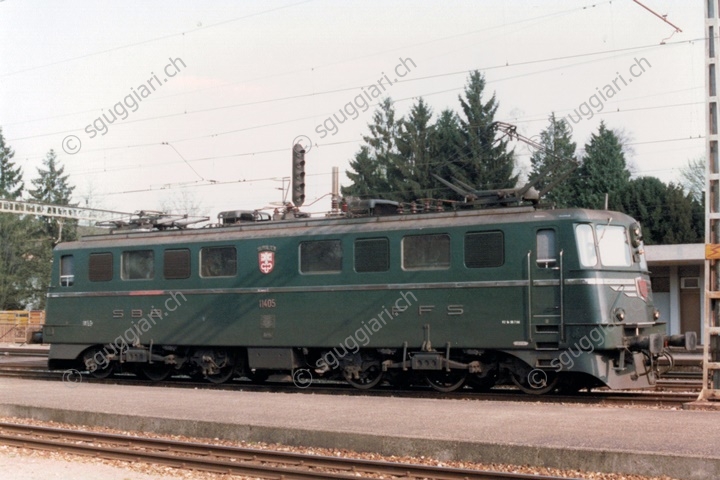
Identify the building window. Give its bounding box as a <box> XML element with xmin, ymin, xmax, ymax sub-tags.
<box><xmin>164</xmin><ymin>249</ymin><xmax>191</xmax><ymax>279</ymax></box>
<box><xmin>60</xmin><ymin>255</ymin><xmax>74</xmax><ymax>287</ymax></box>
<box><xmin>402</xmin><ymin>234</ymin><xmax>450</xmax><ymax>270</ymax></box>
<box><xmin>465</xmin><ymin>231</ymin><xmax>503</xmax><ymax>268</ymax></box>
<box><xmin>354</xmin><ymin>238</ymin><xmax>389</xmax><ymax>273</ymax></box>
<box><xmin>650</xmin><ymin>266</ymin><xmax>670</xmax><ymax>293</ymax></box>
<box><xmin>200</xmin><ymin>246</ymin><xmax>237</xmax><ymax>277</ymax></box>
<box><xmin>300</xmin><ymin>240</ymin><xmax>342</xmax><ymax>274</ymax></box>
<box><xmin>121</xmin><ymin>250</ymin><xmax>155</xmax><ymax>280</ymax></box>
<box><xmin>89</xmin><ymin>252</ymin><xmax>113</xmax><ymax>282</ymax></box>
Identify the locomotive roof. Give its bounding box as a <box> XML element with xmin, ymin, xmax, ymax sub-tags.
<box><xmin>56</xmin><ymin>207</ymin><xmax>636</xmax><ymax>251</ymax></box>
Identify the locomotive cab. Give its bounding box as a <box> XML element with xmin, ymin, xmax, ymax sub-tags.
<box><xmin>511</xmin><ymin>212</ymin><xmax>697</xmax><ymax>392</ymax></box>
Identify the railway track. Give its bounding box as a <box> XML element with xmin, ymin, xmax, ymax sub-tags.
<box><xmin>0</xmin><ymin>364</ymin><xmax>700</xmax><ymax>407</ymax></box>
<box><xmin>655</xmin><ymin>379</ymin><xmax>703</xmax><ymax>391</ymax></box>
<box><xmin>0</xmin><ymin>346</ymin><xmax>49</xmax><ymax>357</ymax></box>
<box><xmin>0</xmin><ymin>421</ymin><xmax>567</xmax><ymax>480</ymax></box>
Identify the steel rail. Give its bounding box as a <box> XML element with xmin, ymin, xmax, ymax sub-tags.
<box><xmin>0</xmin><ymin>422</ymin><xmax>571</xmax><ymax>480</ymax></box>
<box><xmin>0</xmin><ymin>347</ymin><xmax>49</xmax><ymax>357</ymax></box>
<box><xmin>655</xmin><ymin>379</ymin><xmax>704</xmax><ymax>391</ymax></box>
<box><xmin>0</xmin><ymin>366</ymin><xmax>700</xmax><ymax>407</ymax></box>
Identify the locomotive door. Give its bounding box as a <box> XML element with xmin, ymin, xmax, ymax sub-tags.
<box><xmin>528</xmin><ymin>228</ymin><xmax>564</xmax><ymax>350</ymax></box>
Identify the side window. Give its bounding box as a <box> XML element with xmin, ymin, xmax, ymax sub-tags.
<box><xmin>200</xmin><ymin>246</ymin><xmax>237</xmax><ymax>277</ymax></box>
<box><xmin>89</xmin><ymin>252</ymin><xmax>113</xmax><ymax>282</ymax></box>
<box><xmin>300</xmin><ymin>240</ymin><xmax>342</xmax><ymax>274</ymax></box>
<box><xmin>354</xmin><ymin>238</ymin><xmax>389</xmax><ymax>273</ymax></box>
<box><xmin>536</xmin><ymin>229</ymin><xmax>557</xmax><ymax>268</ymax></box>
<box><xmin>121</xmin><ymin>250</ymin><xmax>155</xmax><ymax>280</ymax></box>
<box><xmin>402</xmin><ymin>234</ymin><xmax>450</xmax><ymax>270</ymax></box>
<box><xmin>164</xmin><ymin>249</ymin><xmax>191</xmax><ymax>279</ymax></box>
<box><xmin>575</xmin><ymin>224</ymin><xmax>598</xmax><ymax>267</ymax></box>
<box><xmin>465</xmin><ymin>231</ymin><xmax>503</xmax><ymax>268</ymax></box>
<box><xmin>60</xmin><ymin>255</ymin><xmax>74</xmax><ymax>287</ymax></box>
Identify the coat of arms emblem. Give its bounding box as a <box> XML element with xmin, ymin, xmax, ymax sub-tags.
<box><xmin>258</xmin><ymin>245</ymin><xmax>277</xmax><ymax>274</ymax></box>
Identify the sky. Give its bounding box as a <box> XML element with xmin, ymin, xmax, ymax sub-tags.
<box><xmin>0</xmin><ymin>0</ymin><xmax>707</xmax><ymax>222</ymax></box>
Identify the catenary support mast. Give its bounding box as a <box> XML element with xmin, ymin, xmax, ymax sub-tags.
<box><xmin>700</xmin><ymin>0</ymin><xmax>720</xmax><ymax>402</ymax></box>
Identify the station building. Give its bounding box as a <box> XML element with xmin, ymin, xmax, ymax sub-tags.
<box><xmin>645</xmin><ymin>244</ymin><xmax>704</xmax><ymax>339</ymax></box>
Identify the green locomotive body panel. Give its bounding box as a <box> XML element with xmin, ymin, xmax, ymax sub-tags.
<box><xmin>43</xmin><ymin>206</ymin><xmax>678</xmax><ymax>391</ymax></box>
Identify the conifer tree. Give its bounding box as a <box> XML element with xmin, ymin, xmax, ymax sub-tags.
<box><xmin>0</xmin><ymin>127</ymin><xmax>23</xmax><ymax>199</ymax></box>
<box><xmin>342</xmin><ymin>146</ymin><xmax>384</xmax><ymax>198</ymax></box>
<box><xmin>456</xmin><ymin>71</ymin><xmax>517</xmax><ymax>191</ymax></box>
<box><xmin>0</xmin><ymin>130</ymin><xmax>46</xmax><ymax>309</ymax></box>
<box><xmin>29</xmin><ymin>149</ymin><xmax>77</xmax><ymax>244</ymax></box>
<box><xmin>342</xmin><ymin>98</ymin><xmax>399</xmax><ymax>200</ymax></box>
<box><xmin>576</xmin><ymin>122</ymin><xmax>631</xmax><ymax>209</ymax></box>
<box><xmin>431</xmin><ymin>109</ymin><xmax>462</xmax><ymax>179</ymax></box>
<box><xmin>529</xmin><ymin>113</ymin><xmax>578</xmax><ymax>208</ymax></box>
<box><xmin>616</xmin><ymin>177</ymin><xmax>703</xmax><ymax>244</ymax></box>
<box><xmin>394</xmin><ymin>98</ymin><xmax>435</xmax><ymax>201</ymax></box>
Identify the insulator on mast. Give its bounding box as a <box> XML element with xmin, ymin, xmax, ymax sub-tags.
<box><xmin>331</xmin><ymin>166</ymin><xmax>340</xmax><ymax>213</ymax></box>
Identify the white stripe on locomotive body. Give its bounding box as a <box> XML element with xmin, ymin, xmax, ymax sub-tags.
<box><xmin>46</xmin><ymin>277</ymin><xmax>641</xmax><ymax>298</ymax></box>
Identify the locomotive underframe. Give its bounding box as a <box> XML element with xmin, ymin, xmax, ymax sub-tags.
<box><xmin>48</xmin><ymin>322</ymin><xmax>696</xmax><ymax>393</ymax></box>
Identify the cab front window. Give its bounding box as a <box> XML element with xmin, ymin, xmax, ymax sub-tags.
<box><xmin>575</xmin><ymin>224</ymin><xmax>597</xmax><ymax>267</ymax></box>
<box><xmin>576</xmin><ymin>224</ymin><xmax>633</xmax><ymax>268</ymax></box>
<box><xmin>596</xmin><ymin>225</ymin><xmax>632</xmax><ymax>267</ymax></box>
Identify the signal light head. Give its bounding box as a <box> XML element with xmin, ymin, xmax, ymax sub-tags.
<box><xmin>292</xmin><ymin>143</ymin><xmax>306</xmax><ymax>207</ymax></box>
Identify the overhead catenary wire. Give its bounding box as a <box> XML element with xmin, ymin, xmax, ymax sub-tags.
<box><xmin>1</xmin><ymin>1</ymin><xmax>704</xmax><ymax>207</ymax></box>
<box><xmin>6</xmin><ymin>34</ymin><xmax>703</xmax><ymax>144</ymax></box>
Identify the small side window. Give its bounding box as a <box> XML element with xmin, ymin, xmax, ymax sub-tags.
<box><xmin>300</xmin><ymin>240</ymin><xmax>343</xmax><ymax>274</ymax></box>
<box><xmin>354</xmin><ymin>238</ymin><xmax>389</xmax><ymax>273</ymax></box>
<box><xmin>402</xmin><ymin>234</ymin><xmax>450</xmax><ymax>270</ymax></box>
<box><xmin>536</xmin><ymin>229</ymin><xmax>557</xmax><ymax>268</ymax></box>
<box><xmin>200</xmin><ymin>246</ymin><xmax>237</xmax><ymax>277</ymax></box>
<box><xmin>164</xmin><ymin>249</ymin><xmax>191</xmax><ymax>279</ymax></box>
<box><xmin>121</xmin><ymin>250</ymin><xmax>155</xmax><ymax>280</ymax></box>
<box><xmin>60</xmin><ymin>255</ymin><xmax>74</xmax><ymax>287</ymax></box>
<box><xmin>89</xmin><ymin>252</ymin><xmax>113</xmax><ymax>282</ymax></box>
<box><xmin>465</xmin><ymin>231</ymin><xmax>504</xmax><ymax>268</ymax></box>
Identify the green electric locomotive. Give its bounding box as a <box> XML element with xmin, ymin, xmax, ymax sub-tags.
<box><xmin>42</xmin><ymin>198</ymin><xmax>695</xmax><ymax>394</ymax></box>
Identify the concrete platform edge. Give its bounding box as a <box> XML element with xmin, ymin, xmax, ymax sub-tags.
<box><xmin>0</xmin><ymin>403</ymin><xmax>716</xmax><ymax>480</ymax></box>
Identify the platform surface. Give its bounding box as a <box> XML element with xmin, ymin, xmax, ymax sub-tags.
<box><xmin>0</xmin><ymin>377</ymin><xmax>718</xmax><ymax>480</ymax></box>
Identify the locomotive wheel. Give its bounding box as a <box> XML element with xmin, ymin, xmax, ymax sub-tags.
<box><xmin>83</xmin><ymin>349</ymin><xmax>114</xmax><ymax>379</ymax></box>
<box><xmin>343</xmin><ymin>361</ymin><xmax>383</xmax><ymax>390</ymax></box>
<box><xmin>511</xmin><ymin>370</ymin><xmax>559</xmax><ymax>395</ymax></box>
<box><xmin>139</xmin><ymin>363</ymin><xmax>173</xmax><ymax>382</ymax></box>
<box><xmin>556</xmin><ymin>373</ymin><xmax>596</xmax><ymax>394</ymax></box>
<box><xmin>206</xmin><ymin>366</ymin><xmax>235</xmax><ymax>384</ymax></box>
<box><xmin>467</xmin><ymin>372</ymin><xmax>497</xmax><ymax>392</ymax></box>
<box><xmin>425</xmin><ymin>371</ymin><xmax>467</xmax><ymax>393</ymax></box>
<box><xmin>247</xmin><ymin>371</ymin><xmax>270</xmax><ymax>383</ymax></box>
<box><xmin>194</xmin><ymin>349</ymin><xmax>236</xmax><ymax>384</ymax></box>
<box><xmin>88</xmin><ymin>363</ymin><xmax>114</xmax><ymax>379</ymax></box>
